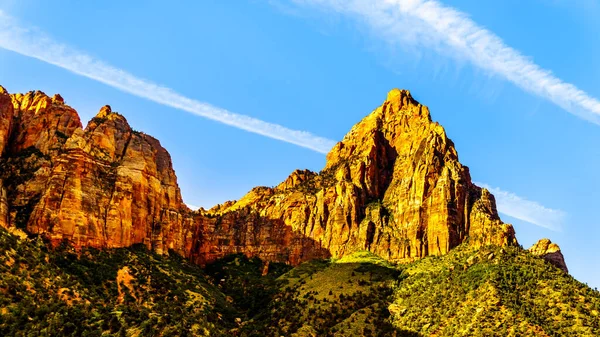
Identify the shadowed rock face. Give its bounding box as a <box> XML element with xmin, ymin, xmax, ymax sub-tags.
<box><xmin>529</xmin><ymin>239</ymin><xmax>568</xmax><ymax>273</ymax></box>
<box><xmin>0</xmin><ymin>86</ymin><xmax>519</xmax><ymax>266</ymax></box>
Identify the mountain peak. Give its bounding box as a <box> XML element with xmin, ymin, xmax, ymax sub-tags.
<box><xmin>52</xmin><ymin>93</ymin><xmax>65</xmax><ymax>104</ymax></box>
<box><xmin>96</xmin><ymin>105</ymin><xmax>113</xmax><ymax>118</ymax></box>
<box><xmin>385</xmin><ymin>88</ymin><xmax>411</xmax><ymax>110</ymax></box>
<box><xmin>385</xmin><ymin>88</ymin><xmax>420</xmax><ymax>115</ymax></box>
<box><xmin>383</xmin><ymin>88</ymin><xmax>431</xmax><ymax>121</ymax></box>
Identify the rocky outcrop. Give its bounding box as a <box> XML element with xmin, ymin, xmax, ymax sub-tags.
<box><xmin>0</xmin><ymin>86</ymin><xmax>519</xmax><ymax>266</ymax></box>
<box><xmin>0</xmin><ymin>90</ymin><xmax>195</xmax><ymax>256</ymax></box>
<box><xmin>529</xmin><ymin>239</ymin><xmax>568</xmax><ymax>273</ymax></box>
<box><xmin>0</xmin><ymin>90</ymin><xmax>82</xmax><ymax>232</ymax></box>
<box><xmin>25</xmin><ymin>104</ymin><xmax>196</xmax><ymax>256</ymax></box>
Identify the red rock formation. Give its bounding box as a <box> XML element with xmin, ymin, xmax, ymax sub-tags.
<box><xmin>529</xmin><ymin>238</ymin><xmax>568</xmax><ymax>273</ymax></box>
<box><xmin>0</xmin><ymin>86</ymin><xmax>13</xmax><ymax>156</ymax></box>
<box><xmin>0</xmin><ymin>86</ymin><xmax>519</xmax><ymax>266</ymax></box>
<box><xmin>25</xmin><ymin>104</ymin><xmax>196</xmax><ymax>256</ymax></box>
<box><xmin>0</xmin><ymin>89</ymin><xmax>82</xmax><ymax>232</ymax></box>
<box><xmin>0</xmin><ymin>86</ymin><xmax>13</xmax><ymax>229</ymax></box>
<box><xmin>195</xmin><ymin>89</ymin><xmax>517</xmax><ymax>263</ymax></box>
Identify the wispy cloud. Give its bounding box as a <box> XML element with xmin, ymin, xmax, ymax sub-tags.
<box><xmin>476</xmin><ymin>182</ymin><xmax>566</xmax><ymax>231</ymax></box>
<box><xmin>291</xmin><ymin>0</ymin><xmax>600</xmax><ymax>124</ymax></box>
<box><xmin>0</xmin><ymin>8</ymin><xmax>565</xmax><ymax>231</ymax></box>
<box><xmin>0</xmin><ymin>10</ymin><xmax>336</xmax><ymax>154</ymax></box>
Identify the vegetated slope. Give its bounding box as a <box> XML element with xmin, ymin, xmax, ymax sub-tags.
<box><xmin>235</xmin><ymin>248</ymin><xmax>599</xmax><ymax>337</ymax></box>
<box><xmin>237</xmin><ymin>251</ymin><xmax>415</xmax><ymax>337</ymax></box>
<box><xmin>0</xmin><ymin>227</ymin><xmax>235</xmax><ymax>336</ymax></box>
<box><xmin>1</xmin><ymin>226</ymin><xmax>599</xmax><ymax>336</ymax></box>
<box><xmin>389</xmin><ymin>245</ymin><xmax>600</xmax><ymax>336</ymax></box>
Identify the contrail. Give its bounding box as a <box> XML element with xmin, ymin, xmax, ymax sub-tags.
<box><xmin>0</xmin><ymin>9</ymin><xmax>565</xmax><ymax>229</ymax></box>
<box><xmin>0</xmin><ymin>10</ymin><xmax>336</xmax><ymax>154</ymax></box>
<box><xmin>476</xmin><ymin>183</ymin><xmax>565</xmax><ymax>231</ymax></box>
<box><xmin>291</xmin><ymin>0</ymin><xmax>600</xmax><ymax>124</ymax></box>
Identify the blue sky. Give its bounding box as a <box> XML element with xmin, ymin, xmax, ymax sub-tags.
<box><xmin>0</xmin><ymin>0</ymin><xmax>598</xmax><ymax>288</ymax></box>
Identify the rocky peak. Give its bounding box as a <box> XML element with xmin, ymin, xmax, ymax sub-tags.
<box><xmin>72</xmin><ymin>106</ymin><xmax>133</xmax><ymax>163</ymax></box>
<box><xmin>96</xmin><ymin>105</ymin><xmax>113</xmax><ymax>119</ymax></box>
<box><xmin>529</xmin><ymin>239</ymin><xmax>568</xmax><ymax>273</ymax></box>
<box><xmin>0</xmin><ymin>85</ymin><xmax>7</xmax><ymax>95</ymax></box>
<box><xmin>6</xmin><ymin>90</ymin><xmax>82</xmax><ymax>155</ymax></box>
<box><xmin>52</xmin><ymin>94</ymin><xmax>64</xmax><ymax>104</ymax></box>
<box><xmin>276</xmin><ymin>169</ymin><xmax>317</xmax><ymax>191</ymax></box>
<box><xmin>11</xmin><ymin>91</ymin><xmax>51</xmax><ymax>114</ymax></box>
<box><xmin>384</xmin><ymin>88</ymin><xmax>431</xmax><ymax>121</ymax></box>
<box><xmin>87</xmin><ymin>105</ymin><xmax>129</xmax><ymax>128</ymax></box>
<box><xmin>199</xmin><ymin>89</ymin><xmax>518</xmax><ymax>263</ymax></box>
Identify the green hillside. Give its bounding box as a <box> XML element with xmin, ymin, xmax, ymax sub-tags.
<box><xmin>1</xmin><ymin>227</ymin><xmax>599</xmax><ymax>336</ymax></box>
<box><xmin>390</xmin><ymin>245</ymin><xmax>600</xmax><ymax>336</ymax></box>
<box><xmin>0</xmin><ymin>228</ymin><xmax>235</xmax><ymax>336</ymax></box>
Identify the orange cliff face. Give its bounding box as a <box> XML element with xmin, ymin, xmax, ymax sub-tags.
<box><xmin>0</xmin><ymin>88</ymin><xmax>195</xmax><ymax>255</ymax></box>
<box><xmin>197</xmin><ymin>89</ymin><xmax>517</xmax><ymax>263</ymax></box>
<box><xmin>0</xmin><ymin>86</ymin><xmax>518</xmax><ymax>266</ymax></box>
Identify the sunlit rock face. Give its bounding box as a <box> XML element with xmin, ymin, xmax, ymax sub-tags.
<box><xmin>200</xmin><ymin>89</ymin><xmax>517</xmax><ymax>263</ymax></box>
<box><xmin>529</xmin><ymin>239</ymin><xmax>568</xmax><ymax>273</ymax></box>
<box><xmin>0</xmin><ymin>86</ymin><xmax>517</xmax><ymax>265</ymax></box>
<box><xmin>0</xmin><ymin>90</ymin><xmax>194</xmax><ymax>255</ymax></box>
<box><xmin>0</xmin><ymin>89</ymin><xmax>82</xmax><ymax>232</ymax></box>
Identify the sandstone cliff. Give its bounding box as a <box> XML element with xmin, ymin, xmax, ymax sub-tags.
<box><xmin>0</xmin><ymin>86</ymin><xmax>520</xmax><ymax>266</ymax></box>
<box><xmin>0</xmin><ymin>89</ymin><xmax>194</xmax><ymax>256</ymax></box>
<box><xmin>529</xmin><ymin>238</ymin><xmax>568</xmax><ymax>273</ymax></box>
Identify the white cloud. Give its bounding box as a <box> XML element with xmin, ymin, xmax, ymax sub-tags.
<box><xmin>186</xmin><ymin>204</ymin><xmax>201</xmax><ymax>211</ymax></box>
<box><xmin>476</xmin><ymin>182</ymin><xmax>566</xmax><ymax>232</ymax></box>
<box><xmin>0</xmin><ymin>10</ymin><xmax>336</xmax><ymax>154</ymax></box>
<box><xmin>291</xmin><ymin>0</ymin><xmax>600</xmax><ymax>124</ymax></box>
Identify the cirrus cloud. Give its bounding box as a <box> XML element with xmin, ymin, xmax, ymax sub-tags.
<box><xmin>0</xmin><ymin>10</ymin><xmax>336</xmax><ymax>154</ymax></box>
<box><xmin>476</xmin><ymin>182</ymin><xmax>566</xmax><ymax>231</ymax></box>
<box><xmin>290</xmin><ymin>0</ymin><xmax>600</xmax><ymax>124</ymax></box>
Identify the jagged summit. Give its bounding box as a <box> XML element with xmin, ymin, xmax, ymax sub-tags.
<box><xmin>52</xmin><ymin>93</ymin><xmax>64</xmax><ymax>104</ymax></box>
<box><xmin>384</xmin><ymin>88</ymin><xmax>430</xmax><ymax>120</ymax></box>
<box><xmin>0</xmin><ymin>89</ymin><xmax>185</xmax><ymax>256</ymax></box>
<box><xmin>96</xmin><ymin>104</ymin><xmax>113</xmax><ymax>118</ymax></box>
